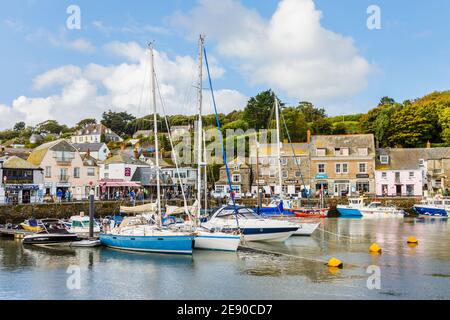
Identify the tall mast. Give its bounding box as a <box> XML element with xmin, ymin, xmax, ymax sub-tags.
<box><xmin>149</xmin><ymin>42</ymin><xmax>162</xmax><ymax>225</ymax></box>
<box><xmin>203</xmin><ymin>129</ymin><xmax>208</xmax><ymax>214</ymax></box>
<box><xmin>255</xmin><ymin>133</ymin><xmax>261</xmax><ymax>212</ymax></box>
<box><xmin>274</xmin><ymin>96</ymin><xmax>283</xmax><ymax>199</ymax></box>
<box><xmin>196</xmin><ymin>35</ymin><xmax>205</xmax><ymax>223</ymax></box>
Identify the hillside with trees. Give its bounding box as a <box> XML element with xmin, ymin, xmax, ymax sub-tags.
<box><xmin>1</xmin><ymin>90</ymin><xmax>449</xmax><ymax>149</ymax></box>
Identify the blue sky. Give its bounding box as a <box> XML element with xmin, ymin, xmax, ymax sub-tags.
<box><xmin>1</xmin><ymin>0</ymin><xmax>450</xmax><ymax>129</ymax></box>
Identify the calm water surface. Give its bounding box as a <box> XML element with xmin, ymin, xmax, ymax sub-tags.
<box><xmin>0</xmin><ymin>218</ymin><xmax>449</xmax><ymax>300</ymax></box>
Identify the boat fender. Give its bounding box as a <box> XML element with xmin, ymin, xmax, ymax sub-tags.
<box><xmin>327</xmin><ymin>257</ymin><xmax>343</xmax><ymax>268</ymax></box>
<box><xmin>369</xmin><ymin>243</ymin><xmax>382</xmax><ymax>254</ymax></box>
<box><xmin>407</xmin><ymin>236</ymin><xmax>418</xmax><ymax>244</ymax></box>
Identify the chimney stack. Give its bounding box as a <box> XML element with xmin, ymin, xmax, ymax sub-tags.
<box><xmin>307</xmin><ymin>129</ymin><xmax>311</xmax><ymax>144</ymax></box>
<box><xmin>426</xmin><ymin>140</ymin><xmax>431</xmax><ymax>149</ymax></box>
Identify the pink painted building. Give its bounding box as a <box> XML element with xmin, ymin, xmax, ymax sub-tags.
<box><xmin>375</xmin><ymin>149</ymin><xmax>424</xmax><ymax>196</ymax></box>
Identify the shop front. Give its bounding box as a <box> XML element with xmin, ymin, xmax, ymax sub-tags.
<box><xmin>2</xmin><ymin>184</ymin><xmax>42</xmax><ymax>204</ymax></box>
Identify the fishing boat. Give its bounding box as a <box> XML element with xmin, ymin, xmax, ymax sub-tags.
<box><xmin>23</xmin><ymin>220</ymin><xmax>80</xmax><ymax>246</ymax></box>
<box><xmin>99</xmin><ymin>43</ymin><xmax>195</xmax><ymax>255</ymax></box>
<box><xmin>66</xmin><ymin>215</ymin><xmax>101</xmax><ymax>234</ymax></box>
<box><xmin>359</xmin><ymin>202</ymin><xmax>405</xmax><ymax>218</ymax></box>
<box><xmin>202</xmin><ymin>205</ymin><xmax>298</xmax><ymax>242</ymax></box>
<box><xmin>291</xmin><ymin>208</ymin><xmax>328</xmax><ymax>218</ymax></box>
<box><xmin>413</xmin><ymin>198</ymin><xmax>450</xmax><ymax>217</ymax></box>
<box><xmin>336</xmin><ymin>198</ymin><xmax>365</xmax><ymax>217</ymax></box>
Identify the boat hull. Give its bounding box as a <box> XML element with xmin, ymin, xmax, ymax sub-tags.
<box><xmin>360</xmin><ymin>209</ymin><xmax>404</xmax><ymax>218</ymax></box>
<box><xmin>413</xmin><ymin>205</ymin><xmax>448</xmax><ymax>217</ymax></box>
<box><xmin>100</xmin><ymin>234</ymin><xmax>194</xmax><ymax>255</ymax></box>
<box><xmin>240</xmin><ymin>228</ymin><xmax>298</xmax><ymax>242</ymax></box>
<box><xmin>292</xmin><ymin>223</ymin><xmax>320</xmax><ymax>236</ymax></box>
<box><xmin>194</xmin><ymin>232</ymin><xmax>241</xmax><ymax>252</ymax></box>
<box><xmin>23</xmin><ymin>234</ymin><xmax>79</xmax><ymax>245</ymax></box>
<box><xmin>336</xmin><ymin>207</ymin><xmax>362</xmax><ymax>217</ymax></box>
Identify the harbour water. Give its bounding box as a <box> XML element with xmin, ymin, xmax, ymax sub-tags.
<box><xmin>0</xmin><ymin>217</ymin><xmax>449</xmax><ymax>300</ymax></box>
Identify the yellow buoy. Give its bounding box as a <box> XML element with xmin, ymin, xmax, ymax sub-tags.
<box><xmin>407</xmin><ymin>236</ymin><xmax>418</xmax><ymax>244</ymax></box>
<box><xmin>369</xmin><ymin>243</ymin><xmax>382</xmax><ymax>254</ymax></box>
<box><xmin>327</xmin><ymin>257</ymin><xmax>343</xmax><ymax>268</ymax></box>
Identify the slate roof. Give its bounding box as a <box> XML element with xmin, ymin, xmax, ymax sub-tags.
<box><xmin>27</xmin><ymin>139</ymin><xmax>76</xmax><ymax>165</ymax></box>
<box><xmin>73</xmin><ymin>143</ymin><xmax>105</xmax><ymax>152</ymax></box>
<box><xmin>103</xmin><ymin>153</ymin><xmax>149</xmax><ymax>166</ymax></box>
<box><xmin>376</xmin><ymin>147</ymin><xmax>450</xmax><ymax>170</ymax></box>
<box><xmin>310</xmin><ymin>134</ymin><xmax>375</xmax><ymax>156</ymax></box>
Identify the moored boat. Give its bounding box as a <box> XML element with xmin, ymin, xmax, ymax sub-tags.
<box><xmin>67</xmin><ymin>215</ymin><xmax>101</xmax><ymax>234</ymax></box>
<box><xmin>336</xmin><ymin>198</ymin><xmax>364</xmax><ymax>217</ymax></box>
<box><xmin>23</xmin><ymin>220</ymin><xmax>80</xmax><ymax>246</ymax></box>
<box><xmin>202</xmin><ymin>205</ymin><xmax>298</xmax><ymax>243</ymax></box>
<box><xmin>413</xmin><ymin>198</ymin><xmax>449</xmax><ymax>217</ymax></box>
<box><xmin>360</xmin><ymin>202</ymin><xmax>405</xmax><ymax>218</ymax></box>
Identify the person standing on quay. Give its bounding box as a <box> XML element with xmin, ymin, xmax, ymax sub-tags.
<box><xmin>57</xmin><ymin>189</ymin><xmax>63</xmax><ymax>204</ymax></box>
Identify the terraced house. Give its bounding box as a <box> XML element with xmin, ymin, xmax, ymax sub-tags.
<box><xmin>309</xmin><ymin>134</ymin><xmax>376</xmax><ymax>196</ymax></box>
<box><xmin>27</xmin><ymin>140</ymin><xmax>99</xmax><ymax>201</ymax></box>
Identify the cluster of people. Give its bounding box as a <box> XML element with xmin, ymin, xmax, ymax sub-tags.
<box><xmin>56</xmin><ymin>189</ymin><xmax>72</xmax><ymax>203</ymax></box>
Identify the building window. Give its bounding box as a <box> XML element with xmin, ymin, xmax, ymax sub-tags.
<box><xmin>269</xmin><ymin>171</ymin><xmax>276</xmax><ymax>178</ymax></box>
<box><xmin>232</xmin><ymin>174</ymin><xmax>241</xmax><ymax>183</ymax></box>
<box><xmin>358</xmin><ymin>148</ymin><xmax>368</xmax><ymax>156</ymax></box>
<box><xmin>281</xmin><ymin>158</ymin><xmax>288</xmax><ymax>166</ymax></box>
<box><xmin>45</xmin><ymin>166</ymin><xmax>51</xmax><ymax>178</ymax></box>
<box><xmin>294</xmin><ymin>171</ymin><xmax>301</xmax><ymax>178</ymax></box>
<box><xmin>318</xmin><ymin>164</ymin><xmax>325</xmax><ymax>173</ymax></box>
<box><xmin>74</xmin><ymin>167</ymin><xmax>80</xmax><ymax>179</ymax></box>
<box><xmin>409</xmin><ymin>172</ymin><xmax>415</xmax><ymax>179</ymax></box>
<box><xmin>380</xmin><ymin>155</ymin><xmax>389</xmax><ymax>164</ymax></box>
<box><xmin>334</xmin><ymin>148</ymin><xmax>341</xmax><ymax>156</ymax></box>
<box><xmin>381</xmin><ymin>172</ymin><xmax>387</xmax><ymax>179</ymax></box>
<box><xmin>282</xmin><ymin>171</ymin><xmax>288</xmax><ymax>178</ymax></box>
<box><xmin>342</xmin><ymin>148</ymin><xmax>349</xmax><ymax>156</ymax></box>
<box><xmin>419</xmin><ymin>159</ymin><xmax>425</xmax><ymax>167</ymax></box>
<box><xmin>104</xmin><ymin>173</ymin><xmax>109</xmax><ymax>179</ymax></box>
<box><xmin>359</xmin><ymin>163</ymin><xmax>367</xmax><ymax>173</ymax></box>
<box><xmin>104</xmin><ymin>164</ymin><xmax>109</xmax><ymax>170</ymax></box>
<box><xmin>335</xmin><ymin>164</ymin><xmax>341</xmax><ymax>173</ymax></box>
<box><xmin>87</xmin><ymin>168</ymin><xmax>95</xmax><ymax>177</ymax></box>
<box><xmin>356</xmin><ymin>182</ymin><xmax>370</xmax><ymax>193</ymax></box>
<box><xmin>316</xmin><ymin>149</ymin><xmax>326</xmax><ymax>156</ymax></box>
<box><xmin>406</xmin><ymin>185</ymin><xmax>414</xmax><ymax>196</ymax></box>
<box><xmin>342</xmin><ymin>163</ymin><xmax>348</xmax><ymax>173</ymax></box>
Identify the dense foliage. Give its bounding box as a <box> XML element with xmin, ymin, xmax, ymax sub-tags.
<box><xmin>1</xmin><ymin>90</ymin><xmax>450</xmax><ymax>148</ymax></box>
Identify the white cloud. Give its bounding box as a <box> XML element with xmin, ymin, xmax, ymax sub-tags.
<box><xmin>0</xmin><ymin>42</ymin><xmax>247</xmax><ymax>130</ymax></box>
<box><xmin>171</xmin><ymin>0</ymin><xmax>372</xmax><ymax>102</ymax></box>
<box><xmin>26</xmin><ymin>28</ymin><xmax>96</xmax><ymax>54</ymax></box>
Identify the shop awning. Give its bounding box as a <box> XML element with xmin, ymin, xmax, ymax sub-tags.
<box><xmin>99</xmin><ymin>180</ymin><xmax>141</xmax><ymax>188</ymax></box>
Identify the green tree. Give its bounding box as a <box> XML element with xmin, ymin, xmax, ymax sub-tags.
<box><xmin>35</xmin><ymin>120</ymin><xmax>67</xmax><ymax>134</ymax></box>
<box><xmin>243</xmin><ymin>90</ymin><xmax>276</xmax><ymax>130</ymax></box>
<box><xmin>76</xmin><ymin>118</ymin><xmax>97</xmax><ymax>129</ymax></box>
<box><xmin>101</xmin><ymin>110</ymin><xmax>136</xmax><ymax>136</ymax></box>
<box><xmin>13</xmin><ymin>122</ymin><xmax>26</xmax><ymax>132</ymax></box>
<box><xmin>332</xmin><ymin>122</ymin><xmax>347</xmax><ymax>135</ymax></box>
<box><xmin>297</xmin><ymin>101</ymin><xmax>327</xmax><ymax>122</ymax></box>
<box><xmin>281</xmin><ymin>107</ymin><xmax>308</xmax><ymax>142</ymax></box>
<box><xmin>311</xmin><ymin>118</ymin><xmax>333</xmax><ymax>135</ymax></box>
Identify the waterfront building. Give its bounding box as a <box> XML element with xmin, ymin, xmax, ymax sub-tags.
<box><xmin>70</xmin><ymin>123</ymin><xmax>123</xmax><ymax>144</ymax></box>
<box><xmin>98</xmin><ymin>153</ymin><xmax>147</xmax><ymax>198</ymax></box>
<box><xmin>375</xmin><ymin>149</ymin><xmax>424</xmax><ymax>196</ymax></box>
<box><xmin>423</xmin><ymin>147</ymin><xmax>450</xmax><ymax>194</ymax></box>
<box><xmin>215</xmin><ymin>157</ymin><xmax>253</xmax><ymax>196</ymax></box>
<box><xmin>0</xmin><ymin>156</ymin><xmax>44</xmax><ymax>204</ymax></box>
<box><xmin>27</xmin><ymin>139</ymin><xmax>99</xmax><ymax>201</ymax></box>
<box><xmin>161</xmin><ymin>166</ymin><xmax>198</xmax><ymax>195</ymax></box>
<box><xmin>73</xmin><ymin>142</ymin><xmax>110</xmax><ymax>161</ymax></box>
<box><xmin>309</xmin><ymin>134</ymin><xmax>376</xmax><ymax>197</ymax></box>
<box><xmin>249</xmin><ymin>142</ymin><xmax>311</xmax><ymax>196</ymax></box>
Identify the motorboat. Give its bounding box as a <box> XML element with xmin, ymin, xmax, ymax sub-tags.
<box><xmin>23</xmin><ymin>220</ymin><xmax>80</xmax><ymax>246</ymax></box>
<box><xmin>336</xmin><ymin>198</ymin><xmax>365</xmax><ymax>217</ymax></box>
<box><xmin>289</xmin><ymin>208</ymin><xmax>328</xmax><ymax>218</ymax></box>
<box><xmin>66</xmin><ymin>215</ymin><xmax>101</xmax><ymax>234</ymax></box>
<box><xmin>100</xmin><ymin>216</ymin><xmax>195</xmax><ymax>255</ymax></box>
<box><xmin>413</xmin><ymin>198</ymin><xmax>450</xmax><ymax>217</ymax></box>
<box><xmin>201</xmin><ymin>205</ymin><xmax>299</xmax><ymax>243</ymax></box>
<box><xmin>194</xmin><ymin>227</ymin><xmax>241</xmax><ymax>252</ymax></box>
<box><xmin>20</xmin><ymin>218</ymin><xmax>61</xmax><ymax>233</ymax></box>
<box><xmin>360</xmin><ymin>202</ymin><xmax>405</xmax><ymax>218</ymax></box>
<box><xmin>268</xmin><ymin>216</ymin><xmax>320</xmax><ymax>236</ymax></box>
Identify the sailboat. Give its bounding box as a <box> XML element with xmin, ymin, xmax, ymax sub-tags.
<box><xmin>252</xmin><ymin>96</ymin><xmax>320</xmax><ymax>236</ymax></box>
<box><xmin>99</xmin><ymin>43</ymin><xmax>194</xmax><ymax>255</ymax></box>
<box><xmin>191</xmin><ymin>36</ymin><xmax>241</xmax><ymax>252</ymax></box>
